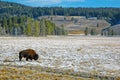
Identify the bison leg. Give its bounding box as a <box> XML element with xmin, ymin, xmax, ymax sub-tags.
<box><xmin>29</xmin><ymin>56</ymin><xmax>33</xmax><ymax>61</ymax></box>
<box><xmin>19</xmin><ymin>55</ymin><xmax>22</xmax><ymax>61</ymax></box>
<box><xmin>19</xmin><ymin>56</ymin><xmax>22</xmax><ymax>61</ymax></box>
<box><xmin>26</xmin><ymin>57</ymin><xmax>29</xmax><ymax>61</ymax></box>
<box><xmin>29</xmin><ymin>57</ymin><xmax>32</xmax><ymax>60</ymax></box>
<box><xmin>19</xmin><ymin>52</ymin><xmax>23</xmax><ymax>61</ymax></box>
<box><xmin>26</xmin><ymin>55</ymin><xmax>31</xmax><ymax>61</ymax></box>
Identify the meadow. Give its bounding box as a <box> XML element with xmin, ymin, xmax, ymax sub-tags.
<box><xmin>0</xmin><ymin>36</ymin><xmax>120</xmax><ymax>80</ymax></box>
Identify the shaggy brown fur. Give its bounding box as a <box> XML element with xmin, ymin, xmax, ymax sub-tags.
<box><xmin>19</xmin><ymin>49</ymin><xmax>39</xmax><ymax>61</ymax></box>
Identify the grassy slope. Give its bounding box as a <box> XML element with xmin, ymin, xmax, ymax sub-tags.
<box><xmin>1</xmin><ymin>65</ymin><xmax>119</xmax><ymax>80</ymax></box>
<box><xmin>40</xmin><ymin>16</ymin><xmax>110</xmax><ymax>34</ymax></box>
<box><xmin>0</xmin><ymin>66</ymin><xmax>94</xmax><ymax>80</ymax></box>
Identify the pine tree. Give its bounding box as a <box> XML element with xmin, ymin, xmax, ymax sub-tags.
<box><xmin>85</xmin><ymin>27</ymin><xmax>88</xmax><ymax>35</ymax></box>
<box><xmin>40</xmin><ymin>19</ymin><xmax>46</xmax><ymax>36</ymax></box>
<box><xmin>8</xmin><ymin>18</ymin><xmax>12</xmax><ymax>35</ymax></box>
<box><xmin>14</xmin><ymin>24</ymin><xmax>19</xmax><ymax>36</ymax></box>
<box><xmin>2</xmin><ymin>17</ymin><xmax>7</xmax><ymax>34</ymax></box>
<box><xmin>34</xmin><ymin>20</ymin><xmax>40</xmax><ymax>36</ymax></box>
<box><xmin>90</xmin><ymin>28</ymin><xmax>96</xmax><ymax>35</ymax></box>
<box><xmin>0</xmin><ymin>25</ymin><xmax>2</xmax><ymax>35</ymax></box>
<box><xmin>26</xmin><ymin>17</ymin><xmax>32</xmax><ymax>36</ymax></box>
<box><xmin>46</xmin><ymin>20</ymin><xmax>52</xmax><ymax>35</ymax></box>
<box><xmin>108</xmin><ymin>28</ymin><xmax>111</xmax><ymax>36</ymax></box>
<box><xmin>61</xmin><ymin>25</ymin><xmax>65</xmax><ymax>35</ymax></box>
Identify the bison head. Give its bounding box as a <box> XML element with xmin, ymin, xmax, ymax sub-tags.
<box><xmin>34</xmin><ymin>54</ymin><xmax>39</xmax><ymax>60</ymax></box>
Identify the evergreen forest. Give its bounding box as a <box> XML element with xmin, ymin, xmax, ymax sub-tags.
<box><xmin>0</xmin><ymin>1</ymin><xmax>120</xmax><ymax>36</ymax></box>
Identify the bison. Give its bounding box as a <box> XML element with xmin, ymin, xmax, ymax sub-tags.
<box><xmin>19</xmin><ymin>49</ymin><xmax>39</xmax><ymax>61</ymax></box>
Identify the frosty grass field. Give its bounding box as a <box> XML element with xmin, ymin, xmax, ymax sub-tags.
<box><xmin>0</xmin><ymin>36</ymin><xmax>120</xmax><ymax>79</ymax></box>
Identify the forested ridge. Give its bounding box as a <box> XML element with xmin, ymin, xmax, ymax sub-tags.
<box><xmin>0</xmin><ymin>1</ymin><xmax>120</xmax><ymax>25</ymax></box>
<box><xmin>0</xmin><ymin>16</ymin><xmax>67</xmax><ymax>36</ymax></box>
<box><xmin>0</xmin><ymin>1</ymin><xmax>120</xmax><ymax>36</ymax></box>
<box><xmin>0</xmin><ymin>1</ymin><xmax>67</xmax><ymax>36</ymax></box>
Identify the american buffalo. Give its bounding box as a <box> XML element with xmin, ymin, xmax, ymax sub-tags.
<box><xmin>19</xmin><ymin>49</ymin><xmax>39</xmax><ymax>61</ymax></box>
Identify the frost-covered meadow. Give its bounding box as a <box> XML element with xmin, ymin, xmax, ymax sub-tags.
<box><xmin>0</xmin><ymin>36</ymin><xmax>120</xmax><ymax>78</ymax></box>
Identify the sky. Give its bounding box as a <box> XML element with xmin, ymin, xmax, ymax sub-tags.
<box><xmin>1</xmin><ymin>0</ymin><xmax>120</xmax><ymax>8</ymax></box>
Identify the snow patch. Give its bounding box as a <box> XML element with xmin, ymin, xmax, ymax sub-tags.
<box><xmin>0</xmin><ymin>36</ymin><xmax>120</xmax><ymax>76</ymax></box>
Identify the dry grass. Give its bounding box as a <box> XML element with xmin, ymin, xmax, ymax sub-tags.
<box><xmin>69</xmin><ymin>30</ymin><xmax>84</xmax><ymax>34</ymax></box>
<box><xmin>0</xmin><ymin>37</ymin><xmax>120</xmax><ymax>80</ymax></box>
<box><xmin>117</xmin><ymin>77</ymin><xmax>120</xmax><ymax>80</ymax></box>
<box><xmin>0</xmin><ymin>66</ymin><xmax>94</xmax><ymax>80</ymax></box>
<box><xmin>0</xmin><ymin>65</ymin><xmax>118</xmax><ymax>80</ymax></box>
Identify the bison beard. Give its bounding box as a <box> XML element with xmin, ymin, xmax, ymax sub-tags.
<box><xmin>19</xmin><ymin>49</ymin><xmax>39</xmax><ymax>61</ymax></box>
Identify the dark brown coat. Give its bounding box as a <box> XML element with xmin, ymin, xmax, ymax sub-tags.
<box><xmin>19</xmin><ymin>49</ymin><xmax>39</xmax><ymax>61</ymax></box>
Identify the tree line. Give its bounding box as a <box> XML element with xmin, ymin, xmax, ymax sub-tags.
<box><xmin>84</xmin><ymin>27</ymin><xmax>97</xmax><ymax>36</ymax></box>
<box><xmin>0</xmin><ymin>16</ymin><xmax>67</xmax><ymax>36</ymax></box>
<box><xmin>0</xmin><ymin>1</ymin><xmax>120</xmax><ymax>25</ymax></box>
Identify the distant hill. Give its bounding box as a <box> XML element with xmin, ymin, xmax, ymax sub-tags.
<box><xmin>40</xmin><ymin>16</ymin><xmax>110</xmax><ymax>35</ymax></box>
<box><xmin>102</xmin><ymin>24</ymin><xmax>120</xmax><ymax>36</ymax></box>
<box><xmin>0</xmin><ymin>1</ymin><xmax>120</xmax><ymax>36</ymax></box>
<box><xmin>0</xmin><ymin>1</ymin><xmax>32</xmax><ymax>19</ymax></box>
<box><xmin>0</xmin><ymin>1</ymin><xmax>120</xmax><ymax>25</ymax></box>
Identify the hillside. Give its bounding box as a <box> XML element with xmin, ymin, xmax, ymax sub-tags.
<box><xmin>0</xmin><ymin>1</ymin><xmax>120</xmax><ymax>36</ymax></box>
<box><xmin>40</xmin><ymin>16</ymin><xmax>110</xmax><ymax>35</ymax></box>
<box><xmin>0</xmin><ymin>1</ymin><xmax>32</xmax><ymax>19</ymax></box>
<box><xmin>0</xmin><ymin>1</ymin><xmax>120</xmax><ymax>24</ymax></box>
<box><xmin>102</xmin><ymin>24</ymin><xmax>120</xmax><ymax>36</ymax></box>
